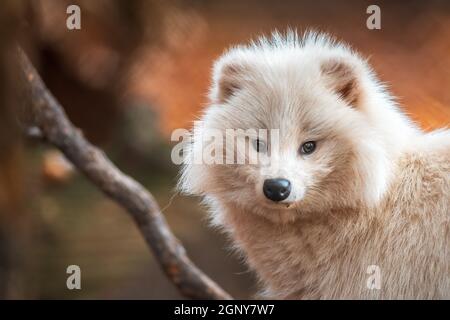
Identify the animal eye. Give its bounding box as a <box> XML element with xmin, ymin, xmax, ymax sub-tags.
<box><xmin>252</xmin><ymin>138</ymin><xmax>267</xmax><ymax>153</ymax></box>
<box><xmin>300</xmin><ymin>141</ymin><xmax>316</xmax><ymax>155</ymax></box>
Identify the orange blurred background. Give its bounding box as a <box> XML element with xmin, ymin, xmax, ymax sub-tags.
<box><xmin>128</xmin><ymin>0</ymin><xmax>450</xmax><ymax>134</ymax></box>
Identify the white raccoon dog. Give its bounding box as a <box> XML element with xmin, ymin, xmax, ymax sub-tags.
<box><xmin>178</xmin><ymin>31</ymin><xmax>450</xmax><ymax>299</ymax></box>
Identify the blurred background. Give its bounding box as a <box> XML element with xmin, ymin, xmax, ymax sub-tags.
<box><xmin>0</xmin><ymin>0</ymin><xmax>449</xmax><ymax>299</ymax></box>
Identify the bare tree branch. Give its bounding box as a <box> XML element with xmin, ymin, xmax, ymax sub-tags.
<box><xmin>17</xmin><ymin>48</ymin><xmax>232</xmax><ymax>300</ymax></box>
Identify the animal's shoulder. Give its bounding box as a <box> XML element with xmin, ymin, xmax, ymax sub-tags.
<box><xmin>393</xmin><ymin>138</ymin><xmax>449</xmax><ymax>216</ymax></box>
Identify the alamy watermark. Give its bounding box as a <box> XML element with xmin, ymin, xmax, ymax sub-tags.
<box><xmin>171</xmin><ymin>124</ymin><xmax>280</xmax><ymax>166</ymax></box>
<box><xmin>66</xmin><ymin>5</ymin><xmax>81</xmax><ymax>30</ymax></box>
<box><xmin>366</xmin><ymin>264</ymin><xmax>382</xmax><ymax>290</ymax></box>
<box><xmin>66</xmin><ymin>265</ymin><xmax>81</xmax><ymax>290</ymax></box>
<box><xmin>366</xmin><ymin>5</ymin><xmax>381</xmax><ymax>30</ymax></box>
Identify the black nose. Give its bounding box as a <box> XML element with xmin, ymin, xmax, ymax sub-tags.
<box><xmin>263</xmin><ymin>178</ymin><xmax>291</xmax><ymax>202</ymax></box>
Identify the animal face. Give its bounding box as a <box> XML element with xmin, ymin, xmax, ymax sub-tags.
<box><xmin>179</xmin><ymin>32</ymin><xmax>393</xmax><ymax>222</ymax></box>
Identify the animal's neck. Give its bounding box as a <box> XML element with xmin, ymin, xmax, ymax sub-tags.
<box><xmin>223</xmin><ymin>203</ymin><xmax>365</xmax><ymax>298</ymax></box>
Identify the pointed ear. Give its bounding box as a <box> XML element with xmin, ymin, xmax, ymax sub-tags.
<box><xmin>321</xmin><ymin>57</ymin><xmax>363</xmax><ymax>107</ymax></box>
<box><xmin>210</xmin><ymin>59</ymin><xmax>249</xmax><ymax>104</ymax></box>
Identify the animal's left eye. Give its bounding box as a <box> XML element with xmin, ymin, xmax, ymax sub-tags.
<box><xmin>300</xmin><ymin>141</ymin><xmax>316</xmax><ymax>155</ymax></box>
<box><xmin>252</xmin><ymin>138</ymin><xmax>267</xmax><ymax>153</ymax></box>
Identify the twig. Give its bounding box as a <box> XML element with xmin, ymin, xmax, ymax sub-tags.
<box><xmin>17</xmin><ymin>48</ymin><xmax>232</xmax><ymax>300</ymax></box>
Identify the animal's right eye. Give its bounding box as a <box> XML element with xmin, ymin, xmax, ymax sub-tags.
<box><xmin>252</xmin><ymin>138</ymin><xmax>267</xmax><ymax>153</ymax></box>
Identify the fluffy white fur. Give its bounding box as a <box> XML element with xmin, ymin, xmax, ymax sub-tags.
<box><xmin>179</xmin><ymin>31</ymin><xmax>450</xmax><ymax>299</ymax></box>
